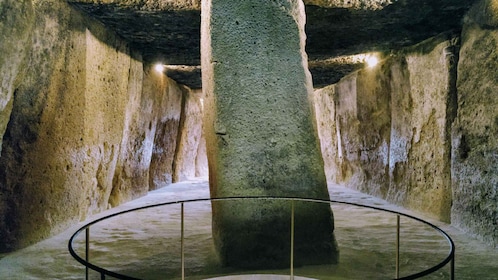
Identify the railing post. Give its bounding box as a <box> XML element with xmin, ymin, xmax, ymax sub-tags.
<box><xmin>181</xmin><ymin>202</ymin><xmax>185</xmax><ymax>280</ymax></box>
<box><xmin>450</xmin><ymin>252</ymin><xmax>455</xmax><ymax>280</ymax></box>
<box><xmin>86</xmin><ymin>227</ymin><xmax>90</xmax><ymax>280</ymax></box>
<box><xmin>290</xmin><ymin>199</ymin><xmax>295</xmax><ymax>280</ymax></box>
<box><xmin>396</xmin><ymin>214</ymin><xmax>400</xmax><ymax>279</ymax></box>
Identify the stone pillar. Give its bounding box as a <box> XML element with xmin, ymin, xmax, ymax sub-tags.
<box><xmin>201</xmin><ymin>0</ymin><xmax>338</xmax><ymax>268</ymax></box>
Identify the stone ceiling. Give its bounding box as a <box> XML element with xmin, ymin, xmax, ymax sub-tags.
<box><xmin>67</xmin><ymin>0</ymin><xmax>476</xmax><ymax>89</ymax></box>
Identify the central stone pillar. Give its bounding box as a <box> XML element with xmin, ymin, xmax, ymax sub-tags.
<box><xmin>201</xmin><ymin>0</ymin><xmax>338</xmax><ymax>268</ymax></box>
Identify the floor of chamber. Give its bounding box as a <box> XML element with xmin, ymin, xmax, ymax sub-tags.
<box><xmin>0</xmin><ymin>177</ymin><xmax>496</xmax><ymax>279</ymax></box>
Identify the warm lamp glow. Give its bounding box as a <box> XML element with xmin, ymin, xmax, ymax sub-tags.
<box><xmin>154</xmin><ymin>64</ymin><xmax>164</xmax><ymax>73</ymax></box>
<box><xmin>366</xmin><ymin>56</ymin><xmax>379</xmax><ymax>68</ymax></box>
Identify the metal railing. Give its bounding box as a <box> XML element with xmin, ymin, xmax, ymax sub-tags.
<box><xmin>68</xmin><ymin>196</ymin><xmax>455</xmax><ymax>280</ymax></box>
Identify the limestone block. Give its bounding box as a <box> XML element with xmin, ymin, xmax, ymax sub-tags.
<box><xmin>333</xmin><ymin>73</ymin><xmax>364</xmax><ymax>187</ymax></box>
<box><xmin>202</xmin><ymin>0</ymin><xmax>338</xmax><ymax>268</ymax></box>
<box><xmin>313</xmin><ymin>85</ymin><xmax>340</xmax><ymax>185</ymax></box>
<box><xmin>0</xmin><ymin>0</ymin><xmax>34</xmax><ymax>153</ymax></box>
<box><xmin>173</xmin><ymin>88</ymin><xmax>206</xmax><ymax>182</ymax></box>
<box><xmin>387</xmin><ymin>37</ymin><xmax>456</xmax><ymax>222</ymax></box>
<box><xmin>109</xmin><ymin>52</ymin><xmax>149</xmax><ymax>207</ymax></box>
<box><xmin>451</xmin><ymin>0</ymin><xmax>498</xmax><ymax>246</ymax></box>
<box><xmin>0</xmin><ymin>1</ymin><xmax>140</xmax><ymax>251</ymax></box>
<box><xmin>334</xmin><ymin>65</ymin><xmax>391</xmax><ymax>197</ymax></box>
<box><xmin>0</xmin><ymin>0</ymin><xmax>87</xmax><ymax>251</ymax></box>
<box><xmin>148</xmin><ymin>75</ymin><xmax>183</xmax><ymax>190</ymax></box>
<box><xmin>331</xmin><ymin>35</ymin><xmax>456</xmax><ymax>222</ymax></box>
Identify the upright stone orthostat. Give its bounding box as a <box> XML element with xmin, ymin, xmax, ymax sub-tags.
<box><xmin>201</xmin><ymin>0</ymin><xmax>338</xmax><ymax>268</ymax></box>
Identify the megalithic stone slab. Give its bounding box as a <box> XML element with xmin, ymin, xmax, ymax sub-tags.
<box><xmin>201</xmin><ymin>0</ymin><xmax>339</xmax><ymax>268</ymax></box>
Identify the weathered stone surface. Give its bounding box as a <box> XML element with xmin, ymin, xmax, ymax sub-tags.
<box><xmin>451</xmin><ymin>0</ymin><xmax>498</xmax><ymax>246</ymax></box>
<box><xmin>387</xmin><ymin>36</ymin><xmax>457</xmax><ymax>222</ymax></box>
<box><xmin>173</xmin><ymin>89</ymin><xmax>205</xmax><ymax>182</ymax></box>
<box><xmin>314</xmin><ymin>85</ymin><xmax>340</xmax><ymax>184</ymax></box>
<box><xmin>0</xmin><ymin>0</ymin><xmax>34</xmax><ymax>154</ymax></box>
<box><xmin>202</xmin><ymin>0</ymin><xmax>337</xmax><ymax>268</ymax></box>
<box><xmin>321</xmin><ymin>33</ymin><xmax>457</xmax><ymax>222</ymax></box>
<box><xmin>0</xmin><ymin>0</ymin><xmax>83</xmax><ymax>251</ymax></box>
<box><xmin>110</xmin><ymin>62</ymin><xmax>153</xmax><ymax>206</ymax></box>
<box><xmin>0</xmin><ymin>1</ymin><xmax>206</xmax><ymax>252</ymax></box>
<box><xmin>147</xmin><ymin>71</ymin><xmax>183</xmax><ymax>190</ymax></box>
<box><xmin>332</xmin><ymin>65</ymin><xmax>391</xmax><ymax>197</ymax></box>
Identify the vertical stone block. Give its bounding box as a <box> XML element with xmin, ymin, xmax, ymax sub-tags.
<box><xmin>451</xmin><ymin>0</ymin><xmax>498</xmax><ymax>246</ymax></box>
<box><xmin>147</xmin><ymin>74</ymin><xmax>183</xmax><ymax>190</ymax></box>
<box><xmin>201</xmin><ymin>0</ymin><xmax>338</xmax><ymax>268</ymax></box>
<box><xmin>314</xmin><ymin>85</ymin><xmax>340</xmax><ymax>185</ymax></box>
<box><xmin>387</xmin><ymin>37</ymin><xmax>456</xmax><ymax>222</ymax></box>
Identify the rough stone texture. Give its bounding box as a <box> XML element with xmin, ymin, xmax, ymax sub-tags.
<box><xmin>109</xmin><ymin>63</ymin><xmax>153</xmax><ymax>206</ymax></box>
<box><xmin>0</xmin><ymin>0</ymin><xmax>34</xmax><ymax>153</ymax></box>
<box><xmin>320</xmin><ymin>34</ymin><xmax>457</xmax><ymax>222</ymax></box>
<box><xmin>0</xmin><ymin>1</ymin><xmax>206</xmax><ymax>252</ymax></box>
<box><xmin>335</xmin><ymin>66</ymin><xmax>391</xmax><ymax>198</ymax></box>
<box><xmin>387</xmin><ymin>37</ymin><xmax>457</xmax><ymax>222</ymax></box>
<box><xmin>146</xmin><ymin>71</ymin><xmax>183</xmax><ymax>190</ymax></box>
<box><xmin>313</xmin><ymin>85</ymin><xmax>339</xmax><ymax>185</ymax></box>
<box><xmin>67</xmin><ymin>0</ymin><xmax>476</xmax><ymax>88</ymax></box>
<box><xmin>202</xmin><ymin>0</ymin><xmax>338</xmax><ymax>269</ymax></box>
<box><xmin>173</xmin><ymin>89</ymin><xmax>206</xmax><ymax>182</ymax></box>
<box><xmin>0</xmin><ymin>2</ymin><xmax>93</xmax><ymax>251</ymax></box>
<box><xmin>451</xmin><ymin>0</ymin><xmax>498</xmax><ymax>246</ymax></box>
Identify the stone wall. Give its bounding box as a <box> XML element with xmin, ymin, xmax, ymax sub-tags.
<box><xmin>173</xmin><ymin>89</ymin><xmax>207</xmax><ymax>182</ymax></box>
<box><xmin>451</xmin><ymin>0</ymin><xmax>498</xmax><ymax>246</ymax></box>
<box><xmin>0</xmin><ymin>0</ymin><xmax>206</xmax><ymax>252</ymax></box>
<box><xmin>315</xmin><ymin>34</ymin><xmax>458</xmax><ymax>222</ymax></box>
<box><xmin>315</xmin><ymin>0</ymin><xmax>497</xmax><ymax>244</ymax></box>
<box><xmin>0</xmin><ymin>0</ymin><xmax>34</xmax><ymax>154</ymax></box>
<box><xmin>314</xmin><ymin>85</ymin><xmax>339</xmax><ymax>185</ymax></box>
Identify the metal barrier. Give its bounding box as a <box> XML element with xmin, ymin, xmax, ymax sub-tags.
<box><xmin>68</xmin><ymin>196</ymin><xmax>455</xmax><ymax>280</ymax></box>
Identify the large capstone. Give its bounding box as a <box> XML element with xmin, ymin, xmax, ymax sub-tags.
<box><xmin>201</xmin><ymin>0</ymin><xmax>338</xmax><ymax>268</ymax></box>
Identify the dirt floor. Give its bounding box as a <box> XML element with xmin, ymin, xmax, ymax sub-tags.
<box><xmin>0</xmin><ymin>178</ymin><xmax>496</xmax><ymax>279</ymax></box>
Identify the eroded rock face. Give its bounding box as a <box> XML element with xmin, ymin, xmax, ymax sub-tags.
<box><xmin>387</xmin><ymin>37</ymin><xmax>457</xmax><ymax>222</ymax></box>
<box><xmin>173</xmin><ymin>89</ymin><xmax>206</xmax><ymax>182</ymax></box>
<box><xmin>146</xmin><ymin>72</ymin><xmax>183</xmax><ymax>190</ymax></box>
<box><xmin>202</xmin><ymin>0</ymin><xmax>338</xmax><ymax>268</ymax></box>
<box><xmin>451</xmin><ymin>0</ymin><xmax>498</xmax><ymax>246</ymax></box>
<box><xmin>315</xmin><ymin>33</ymin><xmax>458</xmax><ymax>222</ymax></box>
<box><xmin>0</xmin><ymin>0</ymin><xmax>206</xmax><ymax>252</ymax></box>
<box><xmin>0</xmin><ymin>0</ymin><xmax>34</xmax><ymax>154</ymax></box>
<box><xmin>1</xmin><ymin>0</ymin><xmax>97</xmax><ymax>251</ymax></box>
<box><xmin>314</xmin><ymin>85</ymin><xmax>340</xmax><ymax>185</ymax></box>
<box><xmin>315</xmin><ymin>0</ymin><xmax>497</xmax><ymax>243</ymax></box>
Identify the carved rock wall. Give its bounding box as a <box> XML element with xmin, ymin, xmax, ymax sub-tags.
<box><xmin>173</xmin><ymin>89</ymin><xmax>206</xmax><ymax>182</ymax></box>
<box><xmin>315</xmin><ymin>0</ymin><xmax>497</xmax><ymax>244</ymax></box>
<box><xmin>0</xmin><ymin>0</ymin><xmax>206</xmax><ymax>252</ymax></box>
<box><xmin>451</xmin><ymin>0</ymin><xmax>498</xmax><ymax>246</ymax></box>
<box><xmin>315</xmin><ymin>35</ymin><xmax>457</xmax><ymax>222</ymax></box>
<box><xmin>146</xmin><ymin>71</ymin><xmax>183</xmax><ymax>190</ymax></box>
<box><xmin>0</xmin><ymin>0</ymin><xmax>34</xmax><ymax>154</ymax></box>
<box><xmin>314</xmin><ymin>85</ymin><xmax>340</xmax><ymax>185</ymax></box>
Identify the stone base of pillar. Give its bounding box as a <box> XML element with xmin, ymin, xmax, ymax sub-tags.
<box><xmin>212</xmin><ymin>200</ymin><xmax>339</xmax><ymax>269</ymax></box>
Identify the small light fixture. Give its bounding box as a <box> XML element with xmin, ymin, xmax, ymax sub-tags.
<box><xmin>154</xmin><ymin>64</ymin><xmax>165</xmax><ymax>73</ymax></box>
<box><xmin>365</xmin><ymin>55</ymin><xmax>379</xmax><ymax>68</ymax></box>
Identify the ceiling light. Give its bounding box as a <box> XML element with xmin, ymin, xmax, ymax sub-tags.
<box><xmin>154</xmin><ymin>64</ymin><xmax>164</xmax><ymax>73</ymax></box>
<box><xmin>366</xmin><ymin>55</ymin><xmax>379</xmax><ymax>68</ymax></box>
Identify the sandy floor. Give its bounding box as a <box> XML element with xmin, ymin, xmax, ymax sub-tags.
<box><xmin>0</xmin><ymin>178</ymin><xmax>496</xmax><ymax>279</ymax></box>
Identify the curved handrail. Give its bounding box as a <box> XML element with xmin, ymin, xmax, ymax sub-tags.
<box><xmin>68</xmin><ymin>196</ymin><xmax>455</xmax><ymax>280</ymax></box>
